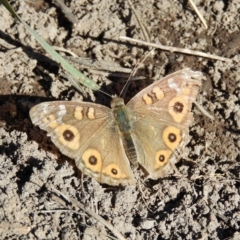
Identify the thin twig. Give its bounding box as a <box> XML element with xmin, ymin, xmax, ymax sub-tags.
<box><xmin>194</xmin><ymin>100</ymin><xmax>215</xmax><ymax>121</ymax></box>
<box><xmin>65</xmin><ymin>56</ymin><xmax>132</xmax><ymax>73</ymax></box>
<box><xmin>49</xmin><ymin>186</ymin><xmax>127</xmax><ymax>240</ymax></box>
<box><xmin>39</xmin><ymin>210</ymin><xmax>86</xmax><ymax>215</ymax></box>
<box><xmin>126</xmin><ymin>0</ymin><xmax>151</xmax><ymax>42</ymax></box>
<box><xmin>188</xmin><ymin>0</ymin><xmax>208</xmax><ymax>29</ymax></box>
<box><xmin>67</xmin><ymin>197</ymin><xmax>127</xmax><ymax>240</ymax></box>
<box><xmin>52</xmin><ymin>0</ymin><xmax>78</xmax><ymax>25</ymax></box>
<box><xmin>120</xmin><ymin>36</ymin><xmax>232</xmax><ymax>62</ymax></box>
<box><xmin>0</xmin><ymin>223</ymin><xmax>31</xmax><ymax>235</ymax></box>
<box><xmin>53</xmin><ymin>46</ymin><xmax>78</xmax><ymax>57</ymax></box>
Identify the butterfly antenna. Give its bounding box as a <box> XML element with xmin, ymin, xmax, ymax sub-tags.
<box><xmin>98</xmin><ymin>89</ymin><xmax>113</xmax><ymax>98</ymax></box>
<box><xmin>119</xmin><ymin>71</ymin><xmax>135</xmax><ymax>98</ymax></box>
<box><xmin>119</xmin><ymin>49</ymin><xmax>155</xmax><ymax>98</ymax></box>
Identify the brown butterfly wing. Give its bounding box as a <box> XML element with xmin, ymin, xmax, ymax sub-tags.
<box><xmin>127</xmin><ymin>69</ymin><xmax>202</xmax><ymax>179</ymax></box>
<box><xmin>30</xmin><ymin>101</ymin><xmax>135</xmax><ymax>185</ymax></box>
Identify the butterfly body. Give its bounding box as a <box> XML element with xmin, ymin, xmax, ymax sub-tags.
<box><xmin>30</xmin><ymin>68</ymin><xmax>203</xmax><ymax>186</ymax></box>
<box><xmin>111</xmin><ymin>97</ymin><xmax>138</xmax><ymax>167</ymax></box>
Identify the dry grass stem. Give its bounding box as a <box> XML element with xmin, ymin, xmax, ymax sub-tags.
<box><xmin>120</xmin><ymin>36</ymin><xmax>231</xmax><ymax>62</ymax></box>
<box><xmin>188</xmin><ymin>0</ymin><xmax>208</xmax><ymax>29</ymax></box>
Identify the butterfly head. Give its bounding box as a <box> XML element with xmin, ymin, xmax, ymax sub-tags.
<box><xmin>110</xmin><ymin>97</ymin><xmax>125</xmax><ymax>109</ymax></box>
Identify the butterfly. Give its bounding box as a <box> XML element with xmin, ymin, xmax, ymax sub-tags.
<box><xmin>30</xmin><ymin>68</ymin><xmax>202</xmax><ymax>186</ymax></box>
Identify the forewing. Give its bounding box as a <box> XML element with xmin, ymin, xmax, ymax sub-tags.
<box><xmin>30</xmin><ymin>101</ymin><xmax>135</xmax><ymax>185</ymax></box>
<box><xmin>127</xmin><ymin>69</ymin><xmax>202</xmax><ymax>178</ymax></box>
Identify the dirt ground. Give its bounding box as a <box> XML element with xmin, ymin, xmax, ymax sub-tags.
<box><xmin>0</xmin><ymin>0</ymin><xmax>240</xmax><ymax>239</ymax></box>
